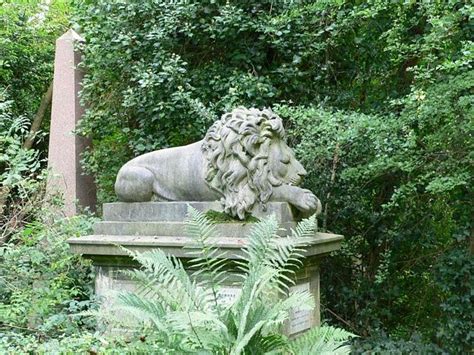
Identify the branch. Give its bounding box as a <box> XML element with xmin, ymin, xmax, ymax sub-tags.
<box><xmin>323</xmin><ymin>305</ymin><xmax>356</xmax><ymax>332</ymax></box>
<box><xmin>323</xmin><ymin>142</ymin><xmax>340</xmax><ymax>230</ymax></box>
<box><xmin>0</xmin><ymin>323</ymin><xmax>46</xmax><ymax>334</ymax></box>
<box><xmin>0</xmin><ymin>186</ymin><xmax>10</xmax><ymax>220</ymax></box>
<box><xmin>23</xmin><ymin>81</ymin><xmax>53</xmax><ymax>150</ymax></box>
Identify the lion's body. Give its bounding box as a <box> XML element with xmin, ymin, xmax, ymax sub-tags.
<box><xmin>115</xmin><ymin>141</ymin><xmax>220</xmax><ymax>202</ymax></box>
<box><xmin>115</xmin><ymin>108</ymin><xmax>321</xmax><ymax>219</ymax></box>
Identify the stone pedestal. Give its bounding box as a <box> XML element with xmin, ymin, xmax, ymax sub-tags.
<box><xmin>67</xmin><ymin>202</ymin><xmax>342</xmax><ymax>336</ymax></box>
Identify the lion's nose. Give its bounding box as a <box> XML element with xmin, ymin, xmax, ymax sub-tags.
<box><xmin>298</xmin><ymin>168</ymin><xmax>307</xmax><ymax>177</ymax></box>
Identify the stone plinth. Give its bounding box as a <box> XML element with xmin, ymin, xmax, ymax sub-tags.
<box><xmin>67</xmin><ymin>202</ymin><xmax>343</xmax><ymax>336</ymax></box>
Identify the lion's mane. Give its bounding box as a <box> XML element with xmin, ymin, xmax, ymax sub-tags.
<box><xmin>201</xmin><ymin>107</ymin><xmax>285</xmax><ymax>219</ymax></box>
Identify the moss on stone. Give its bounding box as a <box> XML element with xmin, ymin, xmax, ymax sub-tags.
<box><xmin>204</xmin><ymin>210</ymin><xmax>260</xmax><ymax>223</ymax></box>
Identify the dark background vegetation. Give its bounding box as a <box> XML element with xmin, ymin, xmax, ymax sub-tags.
<box><xmin>1</xmin><ymin>0</ymin><xmax>472</xmax><ymax>353</ymax></box>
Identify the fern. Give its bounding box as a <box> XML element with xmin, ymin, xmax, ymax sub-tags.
<box><xmin>184</xmin><ymin>206</ymin><xmax>230</xmax><ymax>311</ymax></box>
<box><xmin>111</xmin><ymin>206</ymin><xmax>354</xmax><ymax>354</ymax></box>
<box><xmin>0</xmin><ymin>99</ymin><xmax>41</xmax><ymax>192</ymax></box>
<box><xmin>288</xmin><ymin>325</ymin><xmax>355</xmax><ymax>354</ymax></box>
<box><xmin>124</xmin><ymin>248</ymin><xmax>211</xmax><ymax>312</ymax></box>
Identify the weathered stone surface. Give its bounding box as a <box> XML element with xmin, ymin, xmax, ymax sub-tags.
<box><xmin>93</xmin><ymin>259</ymin><xmax>321</xmax><ymax>336</ymax></box>
<box><xmin>47</xmin><ymin>29</ymin><xmax>96</xmax><ymax>216</ymax></box>
<box><xmin>68</xmin><ymin>231</ymin><xmax>343</xmax><ymax>260</ymax></box>
<box><xmin>103</xmin><ymin>201</ymin><xmax>296</xmax><ymax>222</ymax></box>
<box><xmin>114</xmin><ymin>108</ymin><xmax>321</xmax><ymax>219</ymax></box>
<box><xmin>93</xmin><ymin>221</ymin><xmax>297</xmax><ymax>237</ymax></box>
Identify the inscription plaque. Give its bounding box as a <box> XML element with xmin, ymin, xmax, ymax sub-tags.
<box><xmin>216</xmin><ymin>286</ymin><xmax>242</xmax><ymax>306</ymax></box>
<box><xmin>288</xmin><ymin>282</ymin><xmax>312</xmax><ymax>334</ymax></box>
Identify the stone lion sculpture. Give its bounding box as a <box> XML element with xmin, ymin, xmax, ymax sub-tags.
<box><xmin>115</xmin><ymin>107</ymin><xmax>321</xmax><ymax>219</ymax></box>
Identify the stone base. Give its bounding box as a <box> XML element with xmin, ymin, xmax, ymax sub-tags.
<box><xmin>102</xmin><ymin>201</ymin><xmax>296</xmax><ymax>222</ymax></box>
<box><xmin>93</xmin><ymin>259</ymin><xmax>321</xmax><ymax>336</ymax></box>
<box><xmin>67</xmin><ymin>202</ymin><xmax>343</xmax><ymax>337</ymax></box>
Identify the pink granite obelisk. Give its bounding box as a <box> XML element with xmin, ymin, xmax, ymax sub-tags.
<box><xmin>47</xmin><ymin>29</ymin><xmax>96</xmax><ymax>216</ymax></box>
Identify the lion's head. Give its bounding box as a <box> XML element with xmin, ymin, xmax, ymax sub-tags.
<box><xmin>201</xmin><ymin>107</ymin><xmax>307</xmax><ymax>219</ymax></box>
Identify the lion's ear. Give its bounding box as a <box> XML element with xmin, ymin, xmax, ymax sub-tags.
<box><xmin>239</xmin><ymin>135</ymin><xmax>261</xmax><ymax>157</ymax></box>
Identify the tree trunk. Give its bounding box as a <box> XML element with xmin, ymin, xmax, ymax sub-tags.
<box><xmin>23</xmin><ymin>81</ymin><xmax>53</xmax><ymax>150</ymax></box>
<box><xmin>323</xmin><ymin>142</ymin><xmax>340</xmax><ymax>231</ymax></box>
<box><xmin>0</xmin><ymin>186</ymin><xmax>10</xmax><ymax>245</ymax></box>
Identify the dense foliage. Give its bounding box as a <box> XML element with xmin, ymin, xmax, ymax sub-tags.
<box><xmin>0</xmin><ymin>213</ymin><xmax>96</xmax><ymax>349</ymax></box>
<box><xmin>0</xmin><ymin>1</ymin><xmax>71</xmax><ymax>238</ymax></box>
<box><xmin>0</xmin><ymin>0</ymin><xmax>69</xmax><ymax>122</ymax></box>
<box><xmin>74</xmin><ymin>1</ymin><xmax>473</xmax><ymax>352</ymax></box>
<box><xmin>278</xmin><ymin>93</ymin><xmax>473</xmax><ymax>352</ymax></box>
<box><xmin>0</xmin><ymin>95</ymin><xmax>42</xmax><ymax>197</ymax></box>
<box><xmin>0</xmin><ymin>2</ymin><xmax>98</xmax><ymax>352</ymax></box>
<box><xmin>0</xmin><ymin>93</ymin><xmax>46</xmax><ymax>240</ymax></box>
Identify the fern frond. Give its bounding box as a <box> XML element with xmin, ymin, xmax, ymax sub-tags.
<box><xmin>184</xmin><ymin>205</ymin><xmax>232</xmax><ymax>311</ymax></box>
<box><xmin>278</xmin><ymin>214</ymin><xmax>317</xmax><ymax>268</ymax></box>
<box><xmin>116</xmin><ymin>292</ymin><xmax>169</xmax><ymax>332</ymax></box>
<box><xmin>267</xmin><ymin>215</ymin><xmax>317</xmax><ymax>293</ymax></box>
<box><xmin>240</xmin><ymin>215</ymin><xmax>279</xmax><ymax>273</ymax></box>
<box><xmin>249</xmin><ymin>333</ymin><xmax>289</xmax><ymax>354</ymax></box>
<box><xmin>185</xmin><ymin>205</ymin><xmax>218</xmax><ymax>246</ymax></box>
<box><xmin>292</xmin><ymin>214</ymin><xmax>317</xmax><ymax>239</ymax></box>
<box><xmin>233</xmin><ymin>272</ymin><xmax>266</xmax><ymax>332</ymax></box>
<box><xmin>122</xmin><ymin>247</ymin><xmax>212</xmax><ymax>313</ymax></box>
<box><xmin>167</xmin><ymin>310</ymin><xmax>229</xmax><ymax>347</ymax></box>
<box><xmin>288</xmin><ymin>325</ymin><xmax>356</xmax><ymax>354</ymax></box>
<box><xmin>164</xmin><ymin>309</ymin><xmax>234</xmax><ymax>352</ymax></box>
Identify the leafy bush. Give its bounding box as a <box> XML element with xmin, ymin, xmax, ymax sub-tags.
<box><xmin>74</xmin><ymin>1</ymin><xmax>471</xmax><ymax>203</ymax></box>
<box><xmin>0</xmin><ymin>330</ymin><xmax>174</xmax><ymax>354</ymax></box>
<box><xmin>0</xmin><ymin>91</ymin><xmax>46</xmax><ymax>241</ymax></box>
<box><xmin>0</xmin><ymin>1</ymin><xmax>71</xmax><ymax>236</ymax></box>
<box><xmin>0</xmin><ymin>93</ymin><xmax>42</xmax><ymax>192</ymax></box>
<box><xmin>0</xmin><ymin>213</ymin><xmax>97</xmax><ymax>340</ymax></box>
<box><xmin>276</xmin><ymin>71</ymin><xmax>472</xmax><ymax>349</ymax></box>
<box><xmin>0</xmin><ymin>1</ymin><xmax>70</xmax><ymax>118</ymax></box>
<box><xmin>434</xmin><ymin>248</ymin><xmax>473</xmax><ymax>353</ymax></box>
<box><xmin>279</xmin><ymin>72</ymin><xmax>474</xmax><ymax>351</ymax></box>
<box><xmin>108</xmin><ymin>206</ymin><xmax>354</xmax><ymax>354</ymax></box>
<box><xmin>351</xmin><ymin>334</ymin><xmax>444</xmax><ymax>354</ymax></box>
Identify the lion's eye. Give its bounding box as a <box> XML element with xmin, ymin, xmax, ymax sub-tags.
<box><xmin>280</xmin><ymin>157</ymin><xmax>290</xmax><ymax>164</ymax></box>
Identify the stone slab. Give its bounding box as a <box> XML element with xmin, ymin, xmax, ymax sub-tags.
<box><xmin>103</xmin><ymin>201</ymin><xmax>296</xmax><ymax>223</ymax></box>
<box><xmin>93</xmin><ymin>221</ymin><xmax>296</xmax><ymax>237</ymax></box>
<box><xmin>67</xmin><ymin>232</ymin><xmax>343</xmax><ymax>260</ymax></box>
<box><xmin>93</xmin><ymin>258</ymin><xmax>321</xmax><ymax>336</ymax></box>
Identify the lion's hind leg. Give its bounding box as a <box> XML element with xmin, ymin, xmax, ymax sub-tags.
<box><xmin>115</xmin><ymin>165</ymin><xmax>155</xmax><ymax>202</ymax></box>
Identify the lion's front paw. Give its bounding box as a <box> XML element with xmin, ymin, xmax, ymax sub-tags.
<box><xmin>292</xmin><ymin>189</ymin><xmax>321</xmax><ymax>215</ymax></box>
